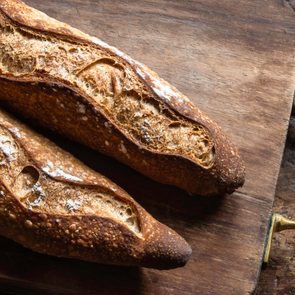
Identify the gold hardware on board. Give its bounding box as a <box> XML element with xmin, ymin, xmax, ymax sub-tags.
<box><xmin>264</xmin><ymin>213</ymin><xmax>295</xmax><ymax>263</ymax></box>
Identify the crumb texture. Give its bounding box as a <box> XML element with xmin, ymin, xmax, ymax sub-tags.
<box><xmin>0</xmin><ymin>22</ymin><xmax>215</xmax><ymax>168</ymax></box>
<box><xmin>0</xmin><ymin>125</ymin><xmax>141</xmax><ymax>234</ymax></box>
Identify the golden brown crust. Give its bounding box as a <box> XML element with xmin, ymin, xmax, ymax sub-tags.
<box><xmin>0</xmin><ymin>108</ymin><xmax>191</xmax><ymax>269</ymax></box>
<box><xmin>0</xmin><ymin>0</ymin><xmax>245</xmax><ymax>196</ymax></box>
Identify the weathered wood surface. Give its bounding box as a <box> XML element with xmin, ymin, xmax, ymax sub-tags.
<box><xmin>0</xmin><ymin>0</ymin><xmax>295</xmax><ymax>294</ymax></box>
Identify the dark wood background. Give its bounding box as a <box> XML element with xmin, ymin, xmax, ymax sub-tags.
<box><xmin>256</xmin><ymin>115</ymin><xmax>295</xmax><ymax>294</ymax></box>
<box><xmin>1</xmin><ymin>0</ymin><xmax>295</xmax><ymax>294</ymax></box>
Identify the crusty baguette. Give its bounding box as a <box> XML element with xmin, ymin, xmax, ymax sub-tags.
<box><xmin>0</xmin><ymin>108</ymin><xmax>191</xmax><ymax>269</ymax></box>
<box><xmin>0</xmin><ymin>0</ymin><xmax>245</xmax><ymax>196</ymax></box>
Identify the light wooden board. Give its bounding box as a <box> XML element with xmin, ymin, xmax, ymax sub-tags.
<box><xmin>0</xmin><ymin>0</ymin><xmax>295</xmax><ymax>294</ymax></box>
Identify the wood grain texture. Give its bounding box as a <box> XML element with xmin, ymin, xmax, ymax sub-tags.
<box><xmin>0</xmin><ymin>0</ymin><xmax>295</xmax><ymax>294</ymax></box>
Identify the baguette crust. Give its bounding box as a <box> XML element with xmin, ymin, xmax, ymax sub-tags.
<box><xmin>0</xmin><ymin>108</ymin><xmax>191</xmax><ymax>269</ymax></box>
<box><xmin>0</xmin><ymin>0</ymin><xmax>245</xmax><ymax>196</ymax></box>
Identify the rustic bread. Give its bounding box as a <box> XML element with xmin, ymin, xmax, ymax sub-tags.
<box><xmin>0</xmin><ymin>0</ymin><xmax>245</xmax><ymax>196</ymax></box>
<box><xmin>0</xmin><ymin>108</ymin><xmax>191</xmax><ymax>269</ymax></box>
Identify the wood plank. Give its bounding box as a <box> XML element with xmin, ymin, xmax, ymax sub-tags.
<box><xmin>0</xmin><ymin>0</ymin><xmax>295</xmax><ymax>294</ymax></box>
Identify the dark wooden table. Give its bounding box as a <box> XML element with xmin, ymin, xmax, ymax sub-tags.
<box><xmin>1</xmin><ymin>0</ymin><xmax>295</xmax><ymax>294</ymax></box>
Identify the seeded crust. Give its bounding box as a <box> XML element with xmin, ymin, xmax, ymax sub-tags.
<box><xmin>0</xmin><ymin>0</ymin><xmax>245</xmax><ymax>196</ymax></box>
<box><xmin>0</xmin><ymin>108</ymin><xmax>191</xmax><ymax>269</ymax></box>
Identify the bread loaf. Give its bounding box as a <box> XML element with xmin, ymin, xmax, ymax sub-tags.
<box><xmin>0</xmin><ymin>0</ymin><xmax>245</xmax><ymax>196</ymax></box>
<box><xmin>0</xmin><ymin>108</ymin><xmax>191</xmax><ymax>269</ymax></box>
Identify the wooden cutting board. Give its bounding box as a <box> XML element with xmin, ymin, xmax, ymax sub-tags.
<box><xmin>1</xmin><ymin>0</ymin><xmax>295</xmax><ymax>294</ymax></box>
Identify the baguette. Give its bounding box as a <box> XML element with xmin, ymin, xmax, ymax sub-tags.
<box><xmin>0</xmin><ymin>0</ymin><xmax>245</xmax><ymax>196</ymax></box>
<box><xmin>0</xmin><ymin>108</ymin><xmax>191</xmax><ymax>269</ymax></box>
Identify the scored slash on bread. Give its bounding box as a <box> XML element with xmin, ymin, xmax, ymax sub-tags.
<box><xmin>0</xmin><ymin>108</ymin><xmax>192</xmax><ymax>269</ymax></box>
<box><xmin>0</xmin><ymin>0</ymin><xmax>245</xmax><ymax>196</ymax></box>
